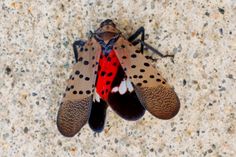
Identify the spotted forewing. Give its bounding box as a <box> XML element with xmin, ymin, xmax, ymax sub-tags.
<box><xmin>113</xmin><ymin>37</ymin><xmax>180</xmax><ymax>119</ymax></box>
<box><xmin>57</xmin><ymin>38</ymin><xmax>101</xmax><ymax>137</ymax></box>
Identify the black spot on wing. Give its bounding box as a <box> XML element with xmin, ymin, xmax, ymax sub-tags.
<box><xmin>85</xmin><ymin>77</ymin><xmax>90</xmax><ymax>81</ymax></box>
<box><xmin>107</xmin><ymin>57</ymin><xmax>111</xmax><ymax>62</ymax></box>
<box><xmin>131</xmin><ymin>54</ymin><xmax>137</xmax><ymax>58</ymax></box>
<box><xmin>140</xmin><ymin>69</ymin><xmax>145</xmax><ymax>72</ymax></box>
<box><xmin>83</xmin><ymin>61</ymin><xmax>89</xmax><ymax>65</ymax></box>
<box><xmin>137</xmin><ymin>83</ymin><xmax>142</xmax><ymax>86</ymax></box>
<box><xmin>135</xmin><ymin>50</ymin><xmax>140</xmax><ymax>53</ymax></box>
<box><xmin>107</xmin><ymin>72</ymin><xmax>113</xmax><ymax>77</ymax></box>
<box><xmin>131</xmin><ymin>65</ymin><xmax>136</xmax><ymax>68</ymax></box>
<box><xmin>86</xmin><ymin>90</ymin><xmax>91</xmax><ymax>94</ymax></box>
<box><xmin>78</xmin><ymin>57</ymin><xmax>83</xmax><ymax>62</ymax></box>
<box><xmin>144</xmin><ymin>63</ymin><xmax>150</xmax><ymax>67</ymax></box>
<box><xmin>143</xmin><ymin>80</ymin><xmax>148</xmax><ymax>83</ymax></box>
<box><xmin>150</xmin><ymin>75</ymin><xmax>155</xmax><ymax>78</ymax></box>
<box><xmin>138</xmin><ymin>75</ymin><xmax>143</xmax><ymax>79</ymax></box>
<box><xmin>101</xmin><ymin>71</ymin><xmax>106</xmax><ymax>76</ymax></box>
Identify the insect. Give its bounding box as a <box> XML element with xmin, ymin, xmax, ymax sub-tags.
<box><xmin>57</xmin><ymin>19</ymin><xmax>180</xmax><ymax>137</ymax></box>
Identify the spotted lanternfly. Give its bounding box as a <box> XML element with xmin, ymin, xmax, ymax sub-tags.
<box><xmin>57</xmin><ymin>19</ymin><xmax>180</xmax><ymax>137</ymax></box>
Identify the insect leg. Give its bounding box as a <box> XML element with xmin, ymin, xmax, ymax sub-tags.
<box><xmin>72</xmin><ymin>40</ymin><xmax>86</xmax><ymax>63</ymax></box>
<box><xmin>128</xmin><ymin>27</ymin><xmax>145</xmax><ymax>53</ymax></box>
<box><xmin>128</xmin><ymin>27</ymin><xmax>173</xmax><ymax>58</ymax></box>
<box><xmin>134</xmin><ymin>39</ymin><xmax>174</xmax><ymax>58</ymax></box>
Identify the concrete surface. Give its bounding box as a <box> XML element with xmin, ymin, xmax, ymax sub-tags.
<box><xmin>0</xmin><ymin>0</ymin><xmax>236</xmax><ymax>156</ymax></box>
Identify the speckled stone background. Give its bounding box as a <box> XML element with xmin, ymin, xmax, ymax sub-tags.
<box><xmin>0</xmin><ymin>0</ymin><xmax>236</xmax><ymax>156</ymax></box>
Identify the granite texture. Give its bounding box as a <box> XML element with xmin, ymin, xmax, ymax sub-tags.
<box><xmin>0</xmin><ymin>0</ymin><xmax>236</xmax><ymax>156</ymax></box>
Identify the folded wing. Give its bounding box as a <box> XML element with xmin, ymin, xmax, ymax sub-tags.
<box><xmin>113</xmin><ymin>37</ymin><xmax>180</xmax><ymax>119</ymax></box>
<box><xmin>57</xmin><ymin>38</ymin><xmax>101</xmax><ymax>137</ymax></box>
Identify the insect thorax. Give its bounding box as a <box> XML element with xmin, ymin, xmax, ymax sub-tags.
<box><xmin>94</xmin><ymin>34</ymin><xmax>120</xmax><ymax>55</ymax></box>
